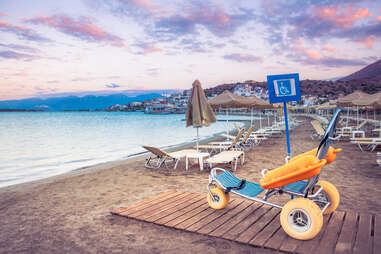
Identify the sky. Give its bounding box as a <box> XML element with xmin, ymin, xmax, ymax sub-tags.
<box><xmin>0</xmin><ymin>0</ymin><xmax>380</xmax><ymax>100</ymax></box>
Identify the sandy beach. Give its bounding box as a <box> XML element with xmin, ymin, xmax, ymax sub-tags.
<box><xmin>0</xmin><ymin>117</ymin><xmax>380</xmax><ymax>254</ymax></box>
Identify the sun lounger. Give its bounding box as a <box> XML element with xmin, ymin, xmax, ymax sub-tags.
<box><xmin>377</xmin><ymin>152</ymin><xmax>381</xmax><ymax>167</ymax></box>
<box><xmin>205</xmin><ymin>150</ymin><xmax>245</xmax><ymax>171</ymax></box>
<box><xmin>311</xmin><ymin>120</ymin><xmax>325</xmax><ymax>139</ymax></box>
<box><xmin>350</xmin><ymin>138</ymin><xmax>381</xmax><ymax>152</ymax></box>
<box><xmin>143</xmin><ymin>146</ymin><xmax>196</xmax><ymax>169</ymax></box>
<box><xmin>198</xmin><ymin>128</ymin><xmax>246</xmax><ymax>153</ymax></box>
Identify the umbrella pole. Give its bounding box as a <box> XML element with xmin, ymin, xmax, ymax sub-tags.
<box><xmin>260</xmin><ymin>112</ymin><xmax>262</xmax><ymax>129</ymax></box>
<box><xmin>346</xmin><ymin>107</ymin><xmax>349</xmax><ymax>127</ymax></box>
<box><xmin>357</xmin><ymin>105</ymin><xmax>359</xmax><ymax>126</ymax></box>
<box><xmin>226</xmin><ymin>109</ymin><xmax>229</xmax><ymax>137</ymax></box>
<box><xmin>196</xmin><ymin>127</ymin><xmax>199</xmax><ymax>152</ymax></box>
<box><xmin>251</xmin><ymin>107</ymin><xmax>253</xmax><ymax>126</ymax></box>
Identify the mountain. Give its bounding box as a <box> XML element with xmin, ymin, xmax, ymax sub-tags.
<box><xmin>0</xmin><ymin>93</ymin><xmax>163</xmax><ymax>111</ymax></box>
<box><xmin>340</xmin><ymin>59</ymin><xmax>381</xmax><ymax>81</ymax></box>
<box><xmin>205</xmin><ymin>59</ymin><xmax>381</xmax><ymax>100</ymax></box>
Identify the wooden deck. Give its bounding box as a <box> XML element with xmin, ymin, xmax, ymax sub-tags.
<box><xmin>111</xmin><ymin>190</ymin><xmax>379</xmax><ymax>254</ymax></box>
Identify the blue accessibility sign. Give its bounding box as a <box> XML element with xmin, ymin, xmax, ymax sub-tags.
<box><xmin>267</xmin><ymin>73</ymin><xmax>301</xmax><ymax>104</ymax></box>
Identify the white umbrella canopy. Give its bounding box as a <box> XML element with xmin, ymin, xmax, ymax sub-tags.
<box><xmin>186</xmin><ymin>80</ymin><xmax>217</xmax><ymax>151</ymax></box>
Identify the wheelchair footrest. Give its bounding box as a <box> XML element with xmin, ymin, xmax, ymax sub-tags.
<box><xmin>214</xmin><ymin>170</ymin><xmax>264</xmax><ymax>197</ymax></box>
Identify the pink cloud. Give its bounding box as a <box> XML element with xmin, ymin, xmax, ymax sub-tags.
<box><xmin>186</xmin><ymin>5</ymin><xmax>231</xmax><ymax>29</ymax></box>
<box><xmin>305</xmin><ymin>49</ymin><xmax>322</xmax><ymax>60</ymax></box>
<box><xmin>0</xmin><ymin>20</ymin><xmax>48</xmax><ymax>41</ymax></box>
<box><xmin>312</xmin><ymin>5</ymin><xmax>372</xmax><ymax>28</ymax></box>
<box><xmin>0</xmin><ymin>13</ymin><xmax>10</xmax><ymax>17</ymax></box>
<box><xmin>323</xmin><ymin>45</ymin><xmax>338</xmax><ymax>52</ymax></box>
<box><xmin>26</xmin><ymin>15</ymin><xmax>127</xmax><ymax>48</ymax></box>
<box><xmin>143</xmin><ymin>44</ymin><xmax>162</xmax><ymax>54</ymax></box>
<box><xmin>356</xmin><ymin>36</ymin><xmax>374</xmax><ymax>48</ymax></box>
<box><xmin>292</xmin><ymin>42</ymin><xmax>323</xmax><ymax>61</ymax></box>
<box><xmin>377</xmin><ymin>16</ymin><xmax>381</xmax><ymax>22</ymax></box>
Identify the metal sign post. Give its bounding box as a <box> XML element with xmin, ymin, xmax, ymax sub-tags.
<box><xmin>267</xmin><ymin>73</ymin><xmax>301</xmax><ymax>162</ymax></box>
<box><xmin>283</xmin><ymin>102</ymin><xmax>291</xmax><ymax>159</ymax></box>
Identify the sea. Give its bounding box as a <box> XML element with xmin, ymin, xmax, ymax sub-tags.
<box><xmin>0</xmin><ymin>111</ymin><xmax>257</xmax><ymax>188</ymax></box>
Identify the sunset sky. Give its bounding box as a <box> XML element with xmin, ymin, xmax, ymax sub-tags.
<box><xmin>0</xmin><ymin>0</ymin><xmax>380</xmax><ymax>100</ymax></box>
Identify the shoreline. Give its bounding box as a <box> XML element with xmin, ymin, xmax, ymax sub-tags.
<box><xmin>0</xmin><ymin>120</ymin><xmax>249</xmax><ymax>191</ymax></box>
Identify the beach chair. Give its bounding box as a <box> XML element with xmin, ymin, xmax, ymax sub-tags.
<box><xmin>350</xmin><ymin>138</ymin><xmax>381</xmax><ymax>152</ymax></box>
<box><xmin>237</xmin><ymin>126</ymin><xmax>256</xmax><ymax>149</ymax></box>
<box><xmin>310</xmin><ymin>120</ymin><xmax>325</xmax><ymax>140</ymax></box>
<box><xmin>205</xmin><ymin>150</ymin><xmax>245</xmax><ymax>171</ymax></box>
<box><xmin>377</xmin><ymin>152</ymin><xmax>381</xmax><ymax>167</ymax></box>
<box><xmin>143</xmin><ymin>146</ymin><xmax>196</xmax><ymax>169</ymax></box>
<box><xmin>198</xmin><ymin>128</ymin><xmax>246</xmax><ymax>154</ymax></box>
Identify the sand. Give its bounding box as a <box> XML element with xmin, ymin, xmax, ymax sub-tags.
<box><xmin>0</xmin><ymin>117</ymin><xmax>380</xmax><ymax>254</ymax></box>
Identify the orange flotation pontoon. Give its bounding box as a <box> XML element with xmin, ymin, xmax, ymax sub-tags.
<box><xmin>289</xmin><ymin>146</ymin><xmax>342</xmax><ymax>164</ymax></box>
<box><xmin>260</xmin><ymin>155</ymin><xmax>326</xmax><ymax>189</ymax></box>
<box><xmin>259</xmin><ymin>146</ymin><xmax>341</xmax><ymax>189</ymax></box>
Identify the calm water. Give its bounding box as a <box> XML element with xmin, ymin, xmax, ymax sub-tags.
<box><xmin>0</xmin><ymin>112</ymin><xmax>255</xmax><ymax>188</ymax></box>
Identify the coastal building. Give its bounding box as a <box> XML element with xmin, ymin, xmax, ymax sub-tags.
<box><xmin>144</xmin><ymin>102</ymin><xmax>175</xmax><ymax>114</ymax></box>
<box><xmin>233</xmin><ymin>83</ymin><xmax>253</xmax><ymax>97</ymax></box>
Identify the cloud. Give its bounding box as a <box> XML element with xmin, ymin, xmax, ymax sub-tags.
<box><xmin>356</xmin><ymin>36</ymin><xmax>374</xmax><ymax>48</ymax></box>
<box><xmin>259</xmin><ymin>2</ymin><xmax>378</xmax><ymax>46</ymax></box>
<box><xmin>223</xmin><ymin>53</ymin><xmax>263</xmax><ymax>63</ymax></box>
<box><xmin>0</xmin><ymin>13</ymin><xmax>10</xmax><ymax>17</ymax></box>
<box><xmin>26</xmin><ymin>15</ymin><xmax>127</xmax><ymax>47</ymax></box>
<box><xmin>106</xmin><ymin>83</ymin><xmax>120</xmax><ymax>88</ymax></box>
<box><xmin>153</xmin><ymin>1</ymin><xmax>255</xmax><ymax>39</ymax></box>
<box><xmin>311</xmin><ymin>5</ymin><xmax>371</xmax><ymax>29</ymax></box>
<box><xmin>323</xmin><ymin>45</ymin><xmax>338</xmax><ymax>52</ymax></box>
<box><xmin>0</xmin><ymin>20</ymin><xmax>50</xmax><ymax>42</ymax></box>
<box><xmin>0</xmin><ymin>50</ymin><xmax>39</xmax><ymax>60</ymax></box>
<box><xmin>133</xmin><ymin>42</ymin><xmax>162</xmax><ymax>54</ymax></box>
<box><xmin>0</xmin><ymin>43</ymin><xmax>40</xmax><ymax>53</ymax></box>
<box><xmin>314</xmin><ymin>57</ymin><xmax>367</xmax><ymax>67</ymax></box>
<box><xmin>92</xmin><ymin>0</ymin><xmax>255</xmax><ymax>42</ymax></box>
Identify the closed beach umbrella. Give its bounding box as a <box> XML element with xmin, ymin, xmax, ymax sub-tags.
<box><xmin>186</xmin><ymin>80</ymin><xmax>217</xmax><ymax>151</ymax></box>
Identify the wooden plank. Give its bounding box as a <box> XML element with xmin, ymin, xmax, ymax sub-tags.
<box><xmin>155</xmin><ymin>198</ymin><xmax>205</xmax><ymax>225</ymax></box>
<box><xmin>174</xmin><ymin>204</ymin><xmax>221</xmax><ymax>230</ymax></box>
<box><xmin>374</xmin><ymin>215</ymin><xmax>380</xmax><ymax>254</ymax></box>
<box><xmin>113</xmin><ymin>191</ymin><xmax>373</xmax><ymax>254</ymax></box>
<box><xmin>197</xmin><ymin>200</ymin><xmax>252</xmax><ymax>235</ymax></box>
<box><xmin>186</xmin><ymin>199</ymin><xmax>242</xmax><ymax>232</ymax></box>
<box><xmin>235</xmin><ymin>206</ymin><xmax>279</xmax><ymax>244</ymax></box>
<box><xmin>165</xmin><ymin>203</ymin><xmax>209</xmax><ymax>228</ymax></box>
<box><xmin>144</xmin><ymin>193</ymin><xmax>202</xmax><ymax>223</ymax></box>
<box><xmin>353</xmin><ymin>213</ymin><xmax>372</xmax><ymax>254</ymax></box>
<box><xmin>132</xmin><ymin>192</ymin><xmax>192</xmax><ymax>219</ymax></box>
<box><xmin>210</xmin><ymin>202</ymin><xmax>262</xmax><ymax>238</ymax></box>
<box><xmin>314</xmin><ymin>211</ymin><xmax>345</xmax><ymax>254</ymax></box>
<box><xmin>112</xmin><ymin>190</ymin><xmax>176</xmax><ymax>214</ymax></box>
<box><xmin>293</xmin><ymin>213</ymin><xmax>332</xmax><ymax>254</ymax></box>
<box><xmin>249</xmin><ymin>210</ymin><xmax>281</xmax><ymax>247</ymax></box>
<box><xmin>334</xmin><ymin>211</ymin><xmax>358</xmax><ymax>254</ymax></box>
<box><xmin>262</xmin><ymin>226</ymin><xmax>286</xmax><ymax>251</ymax></box>
<box><xmin>118</xmin><ymin>191</ymin><xmax>182</xmax><ymax>216</ymax></box>
<box><xmin>221</xmin><ymin>204</ymin><xmax>270</xmax><ymax>241</ymax></box>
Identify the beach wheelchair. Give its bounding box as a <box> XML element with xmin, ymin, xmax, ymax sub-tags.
<box><xmin>206</xmin><ymin>109</ymin><xmax>342</xmax><ymax>240</ymax></box>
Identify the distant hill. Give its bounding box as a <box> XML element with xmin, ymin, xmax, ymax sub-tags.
<box><xmin>340</xmin><ymin>59</ymin><xmax>381</xmax><ymax>81</ymax></box>
<box><xmin>205</xmin><ymin>59</ymin><xmax>381</xmax><ymax>99</ymax></box>
<box><xmin>0</xmin><ymin>93</ymin><xmax>163</xmax><ymax>111</ymax></box>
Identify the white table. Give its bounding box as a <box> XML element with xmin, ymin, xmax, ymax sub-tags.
<box><xmin>351</xmin><ymin>130</ymin><xmax>365</xmax><ymax>139</ymax></box>
<box><xmin>185</xmin><ymin>152</ymin><xmax>210</xmax><ymax>171</ymax></box>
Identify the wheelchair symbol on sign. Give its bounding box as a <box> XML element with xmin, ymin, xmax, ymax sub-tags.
<box><xmin>275</xmin><ymin>79</ymin><xmax>293</xmax><ymax>97</ymax></box>
<box><xmin>278</xmin><ymin>81</ymin><xmax>290</xmax><ymax>95</ymax></box>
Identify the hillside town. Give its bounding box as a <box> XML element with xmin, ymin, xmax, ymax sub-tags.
<box><xmin>106</xmin><ymin>81</ymin><xmax>324</xmax><ymax>114</ymax></box>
